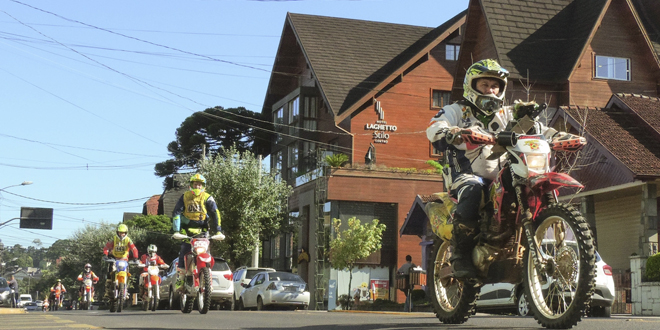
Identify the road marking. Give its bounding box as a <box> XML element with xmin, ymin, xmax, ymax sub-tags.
<box><xmin>0</xmin><ymin>314</ymin><xmax>101</xmax><ymax>329</ymax></box>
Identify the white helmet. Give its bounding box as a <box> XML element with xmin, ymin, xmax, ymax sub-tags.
<box><xmin>148</xmin><ymin>244</ymin><xmax>157</xmax><ymax>256</ymax></box>
<box><xmin>463</xmin><ymin>59</ymin><xmax>510</xmax><ymax>117</ymax></box>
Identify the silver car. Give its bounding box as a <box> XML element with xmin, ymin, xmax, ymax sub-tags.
<box><xmin>159</xmin><ymin>258</ymin><xmax>181</xmax><ymax>310</ymax></box>
<box><xmin>0</xmin><ymin>277</ymin><xmax>12</xmax><ymax>307</ymax></box>
<box><xmin>231</xmin><ymin>266</ymin><xmax>275</xmax><ymax>310</ymax></box>
<box><xmin>210</xmin><ymin>257</ymin><xmax>234</xmax><ymax>310</ymax></box>
<box><xmin>238</xmin><ymin>271</ymin><xmax>309</xmax><ymax>311</ymax></box>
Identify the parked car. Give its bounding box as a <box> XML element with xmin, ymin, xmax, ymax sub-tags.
<box><xmin>159</xmin><ymin>258</ymin><xmax>180</xmax><ymax>310</ymax></box>
<box><xmin>0</xmin><ymin>277</ymin><xmax>12</xmax><ymax>307</ymax></box>
<box><xmin>18</xmin><ymin>294</ymin><xmax>32</xmax><ymax>308</ymax></box>
<box><xmin>210</xmin><ymin>257</ymin><xmax>234</xmax><ymax>310</ymax></box>
<box><xmin>476</xmin><ymin>241</ymin><xmax>615</xmax><ymax>318</ymax></box>
<box><xmin>238</xmin><ymin>271</ymin><xmax>309</xmax><ymax>311</ymax></box>
<box><xmin>586</xmin><ymin>251</ymin><xmax>615</xmax><ymax>317</ymax></box>
<box><xmin>23</xmin><ymin>301</ymin><xmax>38</xmax><ymax>311</ymax></box>
<box><xmin>231</xmin><ymin>266</ymin><xmax>275</xmax><ymax>310</ymax></box>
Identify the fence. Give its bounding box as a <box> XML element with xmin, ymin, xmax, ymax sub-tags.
<box><xmin>612</xmin><ymin>270</ymin><xmax>631</xmax><ymax>314</ymax></box>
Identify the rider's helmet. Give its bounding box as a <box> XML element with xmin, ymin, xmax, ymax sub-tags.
<box><xmin>84</xmin><ymin>263</ymin><xmax>91</xmax><ymax>273</ymax></box>
<box><xmin>463</xmin><ymin>59</ymin><xmax>510</xmax><ymax>117</ymax></box>
<box><xmin>56</xmin><ymin>279</ymin><xmax>61</xmax><ymax>283</ymax></box>
<box><xmin>116</xmin><ymin>224</ymin><xmax>128</xmax><ymax>240</ymax></box>
<box><xmin>189</xmin><ymin>173</ymin><xmax>206</xmax><ymax>196</ymax></box>
<box><xmin>147</xmin><ymin>244</ymin><xmax>157</xmax><ymax>257</ymax></box>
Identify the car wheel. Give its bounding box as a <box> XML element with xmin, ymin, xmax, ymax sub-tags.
<box><xmin>256</xmin><ymin>296</ymin><xmax>263</xmax><ymax>311</ymax></box>
<box><xmin>238</xmin><ymin>298</ymin><xmax>244</xmax><ymax>311</ymax></box>
<box><xmin>588</xmin><ymin>306</ymin><xmax>611</xmax><ymax>318</ymax></box>
<box><xmin>517</xmin><ymin>291</ymin><xmax>530</xmax><ymax>317</ymax></box>
<box><xmin>233</xmin><ymin>294</ymin><xmax>239</xmax><ymax>311</ymax></box>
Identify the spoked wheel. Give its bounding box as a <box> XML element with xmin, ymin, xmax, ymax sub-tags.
<box><xmin>197</xmin><ymin>268</ymin><xmax>212</xmax><ymax>314</ymax></box>
<box><xmin>117</xmin><ymin>284</ymin><xmax>124</xmax><ymax>313</ymax></box>
<box><xmin>428</xmin><ymin>238</ymin><xmax>479</xmax><ymax>324</ymax></box>
<box><xmin>523</xmin><ymin>203</ymin><xmax>595</xmax><ymax>329</ymax></box>
<box><xmin>181</xmin><ymin>293</ymin><xmax>194</xmax><ymax>313</ymax></box>
<box><xmin>151</xmin><ymin>287</ymin><xmax>158</xmax><ymax>311</ymax></box>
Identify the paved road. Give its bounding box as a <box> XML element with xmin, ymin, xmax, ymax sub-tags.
<box><xmin>3</xmin><ymin>308</ymin><xmax>660</xmax><ymax>330</ymax></box>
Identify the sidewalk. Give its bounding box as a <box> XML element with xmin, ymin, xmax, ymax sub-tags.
<box><xmin>0</xmin><ymin>307</ymin><xmax>25</xmax><ymax>314</ymax></box>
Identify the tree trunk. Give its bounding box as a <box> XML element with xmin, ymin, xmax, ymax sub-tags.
<box><xmin>347</xmin><ymin>264</ymin><xmax>353</xmax><ymax>310</ymax></box>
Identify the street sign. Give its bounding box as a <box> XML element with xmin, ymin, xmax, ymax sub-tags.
<box><xmin>19</xmin><ymin>207</ymin><xmax>53</xmax><ymax>230</ymax></box>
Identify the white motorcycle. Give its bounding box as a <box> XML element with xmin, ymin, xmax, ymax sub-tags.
<box><xmin>139</xmin><ymin>260</ymin><xmax>169</xmax><ymax>312</ymax></box>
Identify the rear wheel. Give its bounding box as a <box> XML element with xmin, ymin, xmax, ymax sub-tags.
<box><xmin>198</xmin><ymin>268</ymin><xmax>212</xmax><ymax>314</ymax></box>
<box><xmin>524</xmin><ymin>203</ymin><xmax>595</xmax><ymax>329</ymax></box>
<box><xmin>428</xmin><ymin>238</ymin><xmax>479</xmax><ymax>324</ymax></box>
<box><xmin>117</xmin><ymin>283</ymin><xmax>124</xmax><ymax>313</ymax></box>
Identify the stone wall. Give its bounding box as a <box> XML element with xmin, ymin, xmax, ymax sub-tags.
<box><xmin>630</xmin><ymin>256</ymin><xmax>660</xmax><ymax>315</ymax></box>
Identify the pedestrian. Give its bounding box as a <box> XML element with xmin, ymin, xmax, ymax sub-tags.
<box><xmin>7</xmin><ymin>275</ymin><xmax>19</xmax><ymax>308</ymax></box>
<box><xmin>397</xmin><ymin>255</ymin><xmax>416</xmax><ymax>312</ymax></box>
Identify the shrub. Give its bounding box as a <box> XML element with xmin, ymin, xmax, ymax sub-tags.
<box><xmin>337</xmin><ymin>294</ymin><xmax>353</xmax><ymax>310</ymax></box>
<box><xmin>646</xmin><ymin>253</ymin><xmax>660</xmax><ymax>281</ymax></box>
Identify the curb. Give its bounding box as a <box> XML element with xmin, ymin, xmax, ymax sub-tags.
<box><xmin>0</xmin><ymin>308</ymin><xmax>26</xmax><ymax>314</ymax></box>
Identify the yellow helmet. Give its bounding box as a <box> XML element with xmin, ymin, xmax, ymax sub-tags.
<box><xmin>463</xmin><ymin>59</ymin><xmax>510</xmax><ymax>116</ymax></box>
<box><xmin>116</xmin><ymin>223</ymin><xmax>128</xmax><ymax>239</ymax></box>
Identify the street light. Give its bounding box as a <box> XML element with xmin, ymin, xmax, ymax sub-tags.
<box><xmin>0</xmin><ymin>181</ymin><xmax>34</xmax><ymax>229</ymax></box>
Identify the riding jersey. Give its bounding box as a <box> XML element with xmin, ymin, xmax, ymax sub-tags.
<box><xmin>426</xmin><ymin>101</ymin><xmax>557</xmax><ymax>190</ymax></box>
<box><xmin>103</xmin><ymin>236</ymin><xmax>138</xmax><ymax>260</ymax></box>
<box><xmin>77</xmin><ymin>271</ymin><xmax>99</xmax><ymax>282</ymax></box>
<box><xmin>172</xmin><ymin>190</ymin><xmax>221</xmax><ymax>234</ymax></box>
<box><xmin>139</xmin><ymin>254</ymin><xmax>166</xmax><ymax>273</ymax></box>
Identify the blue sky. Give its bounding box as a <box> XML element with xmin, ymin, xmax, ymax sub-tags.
<box><xmin>0</xmin><ymin>0</ymin><xmax>469</xmax><ymax>248</ymax></box>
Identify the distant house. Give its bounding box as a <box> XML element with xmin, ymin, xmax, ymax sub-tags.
<box><xmin>142</xmin><ymin>195</ymin><xmax>161</xmax><ymax>215</ymax></box>
<box><xmin>158</xmin><ymin>174</ymin><xmax>188</xmax><ymax>218</ymax></box>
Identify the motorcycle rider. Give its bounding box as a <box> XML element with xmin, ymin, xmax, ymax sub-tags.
<box><xmin>171</xmin><ymin>173</ymin><xmax>223</xmax><ymax>291</ymax></box>
<box><xmin>139</xmin><ymin>244</ymin><xmax>168</xmax><ymax>298</ymax></box>
<box><xmin>102</xmin><ymin>224</ymin><xmax>139</xmax><ymax>298</ymax></box>
<box><xmin>76</xmin><ymin>263</ymin><xmax>99</xmax><ymax>302</ymax></box>
<box><xmin>426</xmin><ymin>59</ymin><xmax>576</xmax><ymax>279</ymax></box>
<box><xmin>50</xmin><ymin>279</ymin><xmax>67</xmax><ymax>307</ymax></box>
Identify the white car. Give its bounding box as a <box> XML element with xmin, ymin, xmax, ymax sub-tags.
<box><xmin>231</xmin><ymin>266</ymin><xmax>275</xmax><ymax>310</ymax></box>
<box><xmin>18</xmin><ymin>294</ymin><xmax>32</xmax><ymax>308</ymax></box>
<box><xmin>210</xmin><ymin>257</ymin><xmax>234</xmax><ymax>310</ymax></box>
<box><xmin>477</xmin><ymin>245</ymin><xmax>615</xmax><ymax>317</ymax></box>
<box><xmin>238</xmin><ymin>271</ymin><xmax>309</xmax><ymax>310</ymax></box>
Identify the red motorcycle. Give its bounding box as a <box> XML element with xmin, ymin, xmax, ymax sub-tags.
<box><xmin>172</xmin><ymin>231</ymin><xmax>225</xmax><ymax>314</ymax></box>
<box><xmin>78</xmin><ymin>277</ymin><xmax>96</xmax><ymax>310</ymax></box>
<box><xmin>139</xmin><ymin>260</ymin><xmax>169</xmax><ymax>311</ymax></box>
<box><xmin>427</xmin><ymin>102</ymin><xmax>595</xmax><ymax>329</ymax></box>
<box><xmin>49</xmin><ymin>287</ymin><xmax>64</xmax><ymax>311</ymax></box>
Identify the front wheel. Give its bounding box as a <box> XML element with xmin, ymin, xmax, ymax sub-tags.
<box><xmin>117</xmin><ymin>283</ymin><xmax>125</xmax><ymax>313</ymax></box>
<box><xmin>524</xmin><ymin>203</ymin><xmax>595</xmax><ymax>329</ymax></box>
<box><xmin>197</xmin><ymin>268</ymin><xmax>212</xmax><ymax>314</ymax></box>
<box><xmin>428</xmin><ymin>238</ymin><xmax>479</xmax><ymax>324</ymax></box>
<box><xmin>151</xmin><ymin>286</ymin><xmax>158</xmax><ymax>311</ymax></box>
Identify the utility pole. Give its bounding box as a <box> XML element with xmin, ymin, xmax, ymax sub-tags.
<box><xmin>251</xmin><ymin>155</ymin><xmax>262</xmax><ymax>267</ymax></box>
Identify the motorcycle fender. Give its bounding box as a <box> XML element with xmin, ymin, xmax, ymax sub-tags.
<box><xmin>529</xmin><ymin>172</ymin><xmax>583</xmax><ymax>194</ymax></box>
<box><xmin>196</xmin><ymin>253</ymin><xmax>214</xmax><ymax>270</ymax></box>
<box><xmin>150</xmin><ymin>275</ymin><xmax>160</xmax><ymax>286</ymax></box>
<box><xmin>116</xmin><ymin>271</ymin><xmax>127</xmax><ymax>283</ymax></box>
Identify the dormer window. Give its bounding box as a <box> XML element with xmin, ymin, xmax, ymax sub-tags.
<box><xmin>594</xmin><ymin>55</ymin><xmax>630</xmax><ymax>81</ymax></box>
<box><xmin>446</xmin><ymin>44</ymin><xmax>460</xmax><ymax>61</ymax></box>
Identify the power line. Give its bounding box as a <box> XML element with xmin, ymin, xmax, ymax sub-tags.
<box><xmin>0</xmin><ymin>191</ymin><xmax>151</xmax><ymax>206</ymax></box>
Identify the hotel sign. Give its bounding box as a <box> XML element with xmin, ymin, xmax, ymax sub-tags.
<box><xmin>364</xmin><ymin>100</ymin><xmax>397</xmax><ymax>144</ymax></box>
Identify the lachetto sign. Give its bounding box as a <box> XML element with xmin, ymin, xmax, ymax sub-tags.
<box><xmin>364</xmin><ymin>100</ymin><xmax>397</xmax><ymax>144</ymax></box>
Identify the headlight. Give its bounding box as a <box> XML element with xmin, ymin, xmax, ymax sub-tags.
<box><xmin>195</xmin><ymin>247</ymin><xmax>207</xmax><ymax>254</ymax></box>
<box><xmin>525</xmin><ymin>153</ymin><xmax>547</xmax><ymax>173</ymax></box>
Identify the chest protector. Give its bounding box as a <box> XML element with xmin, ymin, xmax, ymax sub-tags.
<box><xmin>112</xmin><ymin>236</ymin><xmax>131</xmax><ymax>259</ymax></box>
<box><xmin>182</xmin><ymin>191</ymin><xmax>209</xmax><ymax>221</ymax></box>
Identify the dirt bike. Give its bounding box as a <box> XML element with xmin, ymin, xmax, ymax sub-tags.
<box><xmin>104</xmin><ymin>257</ymin><xmax>138</xmax><ymax>313</ymax></box>
<box><xmin>49</xmin><ymin>288</ymin><xmax>64</xmax><ymax>311</ymax></box>
<box><xmin>172</xmin><ymin>231</ymin><xmax>225</xmax><ymax>314</ymax></box>
<box><xmin>139</xmin><ymin>260</ymin><xmax>169</xmax><ymax>312</ymax></box>
<box><xmin>427</xmin><ymin>103</ymin><xmax>595</xmax><ymax>329</ymax></box>
<box><xmin>78</xmin><ymin>278</ymin><xmax>95</xmax><ymax>310</ymax></box>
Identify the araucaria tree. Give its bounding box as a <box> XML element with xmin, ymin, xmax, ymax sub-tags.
<box><xmin>154</xmin><ymin>106</ymin><xmax>271</xmax><ymax>183</ymax></box>
<box><xmin>199</xmin><ymin>146</ymin><xmax>292</xmax><ymax>269</ymax></box>
<box><xmin>329</xmin><ymin>217</ymin><xmax>386</xmax><ymax>308</ymax></box>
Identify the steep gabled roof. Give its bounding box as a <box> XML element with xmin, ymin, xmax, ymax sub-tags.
<box><xmin>482</xmin><ymin>0</ymin><xmax>607</xmax><ymax>82</ymax></box>
<box><xmin>287</xmin><ymin>11</ymin><xmax>466</xmax><ymax>118</ymax></box>
<box><xmin>609</xmin><ymin>93</ymin><xmax>660</xmax><ymax>141</ymax></box>
<box><xmin>560</xmin><ymin>96</ymin><xmax>660</xmax><ymax>178</ymax></box>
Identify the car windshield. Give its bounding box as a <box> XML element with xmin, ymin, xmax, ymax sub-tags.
<box><xmin>268</xmin><ymin>272</ymin><xmax>303</xmax><ymax>282</ymax></box>
<box><xmin>21</xmin><ymin>297</ymin><xmax>31</xmax><ymax>301</ymax></box>
<box><xmin>0</xmin><ymin>278</ymin><xmax>7</xmax><ymax>287</ymax></box>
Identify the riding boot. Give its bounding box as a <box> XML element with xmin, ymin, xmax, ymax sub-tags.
<box><xmin>449</xmin><ymin>223</ymin><xmax>478</xmax><ymax>279</ymax></box>
<box><xmin>175</xmin><ymin>268</ymin><xmax>185</xmax><ymax>292</ymax></box>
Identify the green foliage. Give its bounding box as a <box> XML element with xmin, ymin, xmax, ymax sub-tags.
<box><xmin>325</xmin><ymin>153</ymin><xmax>349</xmax><ymax>167</ymax></box>
<box><xmin>646</xmin><ymin>253</ymin><xmax>660</xmax><ymax>281</ymax></box>
<box><xmin>329</xmin><ymin>217</ymin><xmax>386</xmax><ymax>308</ymax></box>
<box><xmin>199</xmin><ymin>145</ymin><xmax>293</xmax><ymax>269</ymax></box>
<box><xmin>337</xmin><ymin>294</ymin><xmax>353</xmax><ymax>310</ymax></box>
<box><xmin>154</xmin><ymin>106</ymin><xmax>271</xmax><ymax>181</ymax></box>
<box><xmin>124</xmin><ymin>214</ymin><xmax>172</xmax><ymax>233</ymax></box>
<box><xmin>425</xmin><ymin>160</ymin><xmax>444</xmax><ymax>174</ymax></box>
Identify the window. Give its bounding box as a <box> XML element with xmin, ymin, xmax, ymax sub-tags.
<box><xmin>274</xmin><ymin>107</ymin><xmax>283</xmax><ymax>126</ymax></box>
<box><xmin>302</xmin><ymin>96</ymin><xmax>318</xmax><ymax>131</ymax></box>
<box><xmin>432</xmin><ymin>90</ymin><xmax>451</xmax><ymax>108</ymax></box>
<box><xmin>288</xmin><ymin>143</ymin><xmax>298</xmax><ymax>178</ymax></box>
<box><xmin>288</xmin><ymin>97</ymin><xmax>300</xmax><ymax>124</ymax></box>
<box><xmin>273</xmin><ymin>151</ymin><xmax>283</xmax><ymax>181</ymax></box>
<box><xmin>446</xmin><ymin>44</ymin><xmax>460</xmax><ymax>61</ymax></box>
<box><xmin>594</xmin><ymin>55</ymin><xmax>630</xmax><ymax>81</ymax></box>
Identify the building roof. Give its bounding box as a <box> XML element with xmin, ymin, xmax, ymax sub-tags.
<box><xmin>286</xmin><ymin>11</ymin><xmax>466</xmax><ymax>118</ymax></box>
<box><xmin>560</xmin><ymin>94</ymin><xmax>660</xmax><ymax>179</ymax></box>
<box><xmin>632</xmin><ymin>0</ymin><xmax>660</xmax><ymax>57</ymax></box>
<box><xmin>143</xmin><ymin>194</ymin><xmax>160</xmax><ymax>215</ymax></box>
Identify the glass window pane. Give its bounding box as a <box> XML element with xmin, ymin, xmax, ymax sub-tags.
<box><xmin>595</xmin><ymin>55</ymin><xmax>630</xmax><ymax>80</ymax></box>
